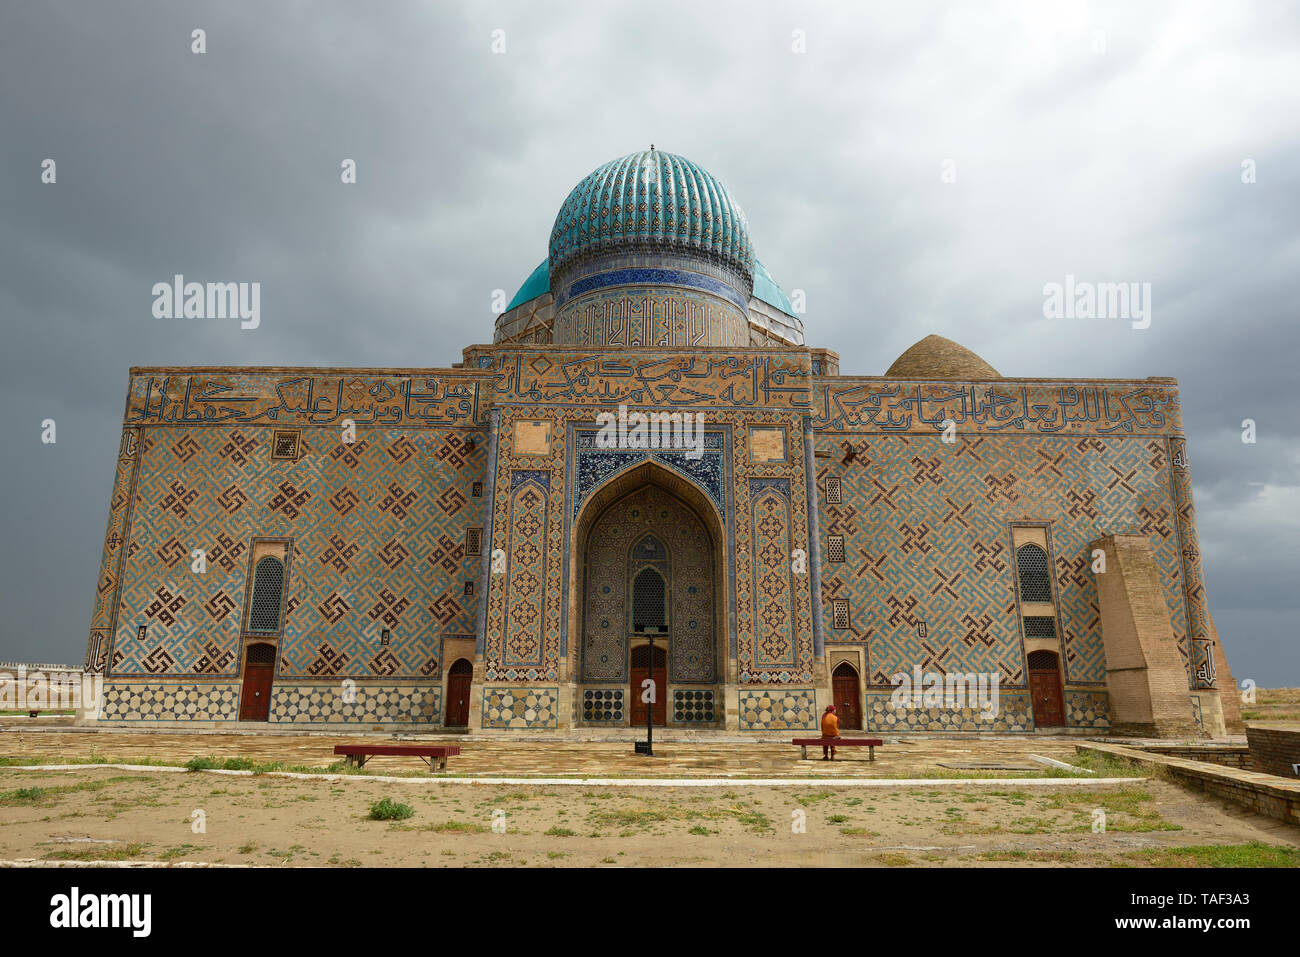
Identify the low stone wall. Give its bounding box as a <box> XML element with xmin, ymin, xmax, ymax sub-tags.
<box><xmin>1139</xmin><ymin>745</ymin><xmax>1254</xmax><ymax>769</ymax></box>
<box><xmin>1077</xmin><ymin>742</ymin><xmax>1300</xmax><ymax>828</ymax></box>
<box><xmin>1246</xmin><ymin>724</ymin><xmax>1300</xmax><ymax>778</ymax></box>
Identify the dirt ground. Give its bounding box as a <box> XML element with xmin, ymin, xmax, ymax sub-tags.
<box><xmin>1</xmin><ymin>765</ymin><xmax>1297</xmax><ymax>867</ymax></box>
<box><xmin>1242</xmin><ymin>687</ymin><xmax>1300</xmax><ymax>722</ymax></box>
<box><xmin>1</xmin><ymin>730</ymin><xmax>1298</xmax><ymax>866</ymax></box>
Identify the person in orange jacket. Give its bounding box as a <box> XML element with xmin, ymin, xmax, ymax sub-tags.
<box><xmin>820</xmin><ymin>704</ymin><xmax>840</xmax><ymax>760</ymax></box>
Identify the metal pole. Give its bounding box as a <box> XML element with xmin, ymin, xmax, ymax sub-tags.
<box><xmin>646</xmin><ymin>633</ymin><xmax>654</xmax><ymax>756</ymax></box>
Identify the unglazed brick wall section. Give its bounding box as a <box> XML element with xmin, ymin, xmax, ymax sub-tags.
<box><xmin>86</xmin><ymin>355</ymin><xmax>1216</xmax><ymax>732</ymax></box>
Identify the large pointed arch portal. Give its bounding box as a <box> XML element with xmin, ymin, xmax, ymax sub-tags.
<box><xmin>572</xmin><ymin>463</ymin><xmax>725</xmax><ymax>727</ymax></box>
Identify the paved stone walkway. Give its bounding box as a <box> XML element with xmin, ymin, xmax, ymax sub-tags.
<box><xmin>0</xmin><ymin>729</ymin><xmax>1093</xmax><ymax>778</ymax></box>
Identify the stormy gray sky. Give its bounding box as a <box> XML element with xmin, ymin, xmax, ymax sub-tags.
<box><xmin>1</xmin><ymin>1</ymin><xmax>1296</xmax><ymax>685</ymax></box>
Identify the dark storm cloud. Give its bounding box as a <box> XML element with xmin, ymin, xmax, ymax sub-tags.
<box><xmin>1</xmin><ymin>1</ymin><xmax>1295</xmax><ymax>683</ymax></box>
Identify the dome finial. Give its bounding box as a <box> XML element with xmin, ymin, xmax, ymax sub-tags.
<box><xmin>650</xmin><ymin>143</ymin><xmax>655</xmax><ymax>151</ymax></box>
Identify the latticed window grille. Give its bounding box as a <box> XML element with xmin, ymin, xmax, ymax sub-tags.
<box><xmin>824</xmin><ymin>476</ymin><xmax>842</xmax><ymax>504</ymax></box>
<box><xmin>832</xmin><ymin>598</ymin><xmax>850</xmax><ymax>629</ymax></box>
<box><xmin>465</xmin><ymin>527</ymin><xmax>482</xmax><ymax>555</ymax></box>
<box><xmin>247</xmin><ymin>557</ymin><xmax>285</xmax><ymax>633</ymax></box>
<box><xmin>827</xmin><ymin>535</ymin><xmax>846</xmax><ymax>562</ymax></box>
<box><xmin>1027</xmin><ymin>649</ymin><xmax>1059</xmax><ymax>671</ymax></box>
<box><xmin>246</xmin><ymin>643</ymin><xmax>276</xmax><ymax>665</ymax></box>
<box><xmin>472</xmin><ymin>481</ymin><xmax>483</xmax><ymax>497</ymax></box>
<box><xmin>1022</xmin><ymin>615</ymin><xmax>1057</xmax><ymax>640</ymax></box>
<box><xmin>632</xmin><ymin>567</ymin><xmax>667</xmax><ymax>632</ymax></box>
<box><xmin>271</xmin><ymin>430</ymin><xmax>300</xmax><ymax>460</ymax></box>
<box><xmin>1016</xmin><ymin>543</ymin><xmax>1052</xmax><ymax>603</ymax></box>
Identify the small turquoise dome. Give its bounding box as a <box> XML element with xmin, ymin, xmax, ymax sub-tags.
<box><xmin>506</xmin><ymin>259</ymin><xmax>549</xmax><ymax>311</ymax></box>
<box><xmin>548</xmin><ymin>149</ymin><xmax>753</xmax><ymax>281</ymax></box>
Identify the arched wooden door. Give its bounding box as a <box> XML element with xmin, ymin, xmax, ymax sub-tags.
<box><xmin>445</xmin><ymin>659</ymin><xmax>472</xmax><ymax>727</ymax></box>
<box><xmin>832</xmin><ymin>662</ymin><xmax>862</xmax><ymax>730</ymax></box>
<box><xmin>239</xmin><ymin>643</ymin><xmax>276</xmax><ymax>721</ymax></box>
<box><xmin>1027</xmin><ymin>650</ymin><xmax>1065</xmax><ymax>728</ymax></box>
<box><xmin>629</xmin><ymin>644</ymin><xmax>667</xmax><ymax>726</ymax></box>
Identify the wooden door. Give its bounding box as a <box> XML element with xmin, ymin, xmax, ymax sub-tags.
<box><xmin>1027</xmin><ymin>651</ymin><xmax>1065</xmax><ymax>728</ymax></box>
<box><xmin>629</xmin><ymin>644</ymin><xmax>667</xmax><ymax>726</ymax></box>
<box><xmin>832</xmin><ymin>663</ymin><xmax>862</xmax><ymax>730</ymax></box>
<box><xmin>445</xmin><ymin>659</ymin><xmax>472</xmax><ymax>727</ymax></box>
<box><xmin>239</xmin><ymin>643</ymin><xmax>276</xmax><ymax>721</ymax></box>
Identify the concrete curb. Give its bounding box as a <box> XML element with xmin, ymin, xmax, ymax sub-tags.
<box><xmin>5</xmin><ymin>763</ymin><xmax>1145</xmax><ymax>788</ymax></box>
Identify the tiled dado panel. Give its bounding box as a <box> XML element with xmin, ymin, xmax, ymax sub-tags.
<box><xmin>817</xmin><ymin>432</ymin><xmax>1188</xmax><ymax>688</ymax></box>
<box><xmin>864</xmin><ymin>691</ymin><xmax>1033</xmax><ymax>732</ymax></box>
<box><xmin>1066</xmin><ymin>689</ymin><xmax>1111</xmax><ymax>729</ymax></box>
<box><xmin>737</xmin><ymin>688</ymin><xmax>819</xmax><ymax>731</ymax></box>
<box><xmin>268</xmin><ymin>684</ymin><xmax>439</xmax><ymax>724</ymax></box>
<box><xmin>99</xmin><ymin>682</ymin><xmax>239</xmax><ymax>721</ymax></box>
<box><xmin>481</xmin><ymin>686</ymin><xmax>559</xmax><ymax>729</ymax></box>
<box><xmin>581</xmin><ymin>687</ymin><xmax>625</xmax><ymax>723</ymax></box>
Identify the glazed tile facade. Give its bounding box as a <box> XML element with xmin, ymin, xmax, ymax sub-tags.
<box><xmin>82</xmin><ymin>152</ymin><xmax>1227</xmax><ymax>734</ymax></box>
<box><xmin>82</xmin><ymin>357</ymin><xmax>1217</xmax><ymax>733</ymax></box>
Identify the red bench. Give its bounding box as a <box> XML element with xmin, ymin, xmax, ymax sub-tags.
<box><xmin>333</xmin><ymin>744</ymin><xmax>460</xmax><ymax>771</ymax></box>
<box><xmin>791</xmin><ymin>737</ymin><xmax>883</xmax><ymax>761</ymax></box>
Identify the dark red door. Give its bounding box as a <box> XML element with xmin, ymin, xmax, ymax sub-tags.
<box><xmin>629</xmin><ymin>644</ymin><xmax>667</xmax><ymax>726</ymax></box>
<box><xmin>1028</xmin><ymin>650</ymin><xmax>1065</xmax><ymax>728</ymax></box>
<box><xmin>832</xmin><ymin>663</ymin><xmax>862</xmax><ymax>730</ymax></box>
<box><xmin>445</xmin><ymin>659</ymin><xmax>472</xmax><ymax>727</ymax></box>
<box><xmin>239</xmin><ymin>644</ymin><xmax>276</xmax><ymax>721</ymax></box>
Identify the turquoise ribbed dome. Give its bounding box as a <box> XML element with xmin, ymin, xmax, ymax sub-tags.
<box><xmin>548</xmin><ymin>150</ymin><xmax>753</xmax><ymax>279</ymax></box>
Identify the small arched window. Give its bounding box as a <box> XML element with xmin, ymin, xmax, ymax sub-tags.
<box><xmin>247</xmin><ymin>557</ymin><xmax>285</xmax><ymax>633</ymax></box>
<box><xmin>1016</xmin><ymin>544</ymin><xmax>1052</xmax><ymax>603</ymax></box>
<box><xmin>632</xmin><ymin>567</ymin><xmax>667</xmax><ymax>632</ymax></box>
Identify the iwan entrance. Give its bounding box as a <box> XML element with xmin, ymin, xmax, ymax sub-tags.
<box><xmin>574</xmin><ymin>469</ymin><xmax>726</xmax><ymax>729</ymax></box>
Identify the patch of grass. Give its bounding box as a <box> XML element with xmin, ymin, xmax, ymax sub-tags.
<box><xmin>184</xmin><ymin>755</ymin><xmax>297</xmax><ymax>774</ymax></box>
<box><xmin>413</xmin><ymin>820</ymin><xmax>489</xmax><ymax>833</ymax></box>
<box><xmin>44</xmin><ymin>842</ymin><xmax>147</xmax><ymax>861</ymax></box>
<box><xmin>841</xmin><ymin>827</ymin><xmax>878</xmax><ymax>837</ymax></box>
<box><xmin>0</xmin><ymin>787</ymin><xmax>48</xmax><ymax>805</ymax></box>
<box><xmin>368</xmin><ymin>797</ymin><xmax>414</xmax><ymax>821</ymax></box>
<box><xmin>545</xmin><ymin>826</ymin><xmax>577</xmax><ymax>837</ymax></box>
<box><xmin>159</xmin><ymin>844</ymin><xmax>201</xmax><ymax>861</ymax></box>
<box><xmin>0</xmin><ymin>778</ymin><xmax>121</xmax><ymax>806</ymax></box>
<box><xmin>687</xmin><ymin>825</ymin><xmax>713</xmax><ymax>836</ymax></box>
<box><xmin>1117</xmin><ymin>842</ymin><xmax>1300</xmax><ymax>868</ymax></box>
<box><xmin>873</xmin><ymin>852</ymin><xmax>911</xmax><ymax>867</ymax></box>
<box><xmin>794</xmin><ymin>792</ymin><xmax>835</xmax><ymax>807</ymax></box>
<box><xmin>826</xmin><ymin>814</ymin><xmax>849</xmax><ymax>824</ymax></box>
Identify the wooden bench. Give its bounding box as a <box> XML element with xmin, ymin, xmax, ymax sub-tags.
<box><xmin>333</xmin><ymin>744</ymin><xmax>460</xmax><ymax>771</ymax></box>
<box><xmin>791</xmin><ymin>737</ymin><xmax>883</xmax><ymax>761</ymax></box>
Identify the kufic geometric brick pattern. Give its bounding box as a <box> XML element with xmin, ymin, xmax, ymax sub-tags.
<box><xmin>818</xmin><ymin>433</ymin><xmax>1189</xmax><ymax>689</ymax></box>
<box><xmin>106</xmin><ymin>424</ymin><xmax>485</xmax><ymax>680</ymax></box>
